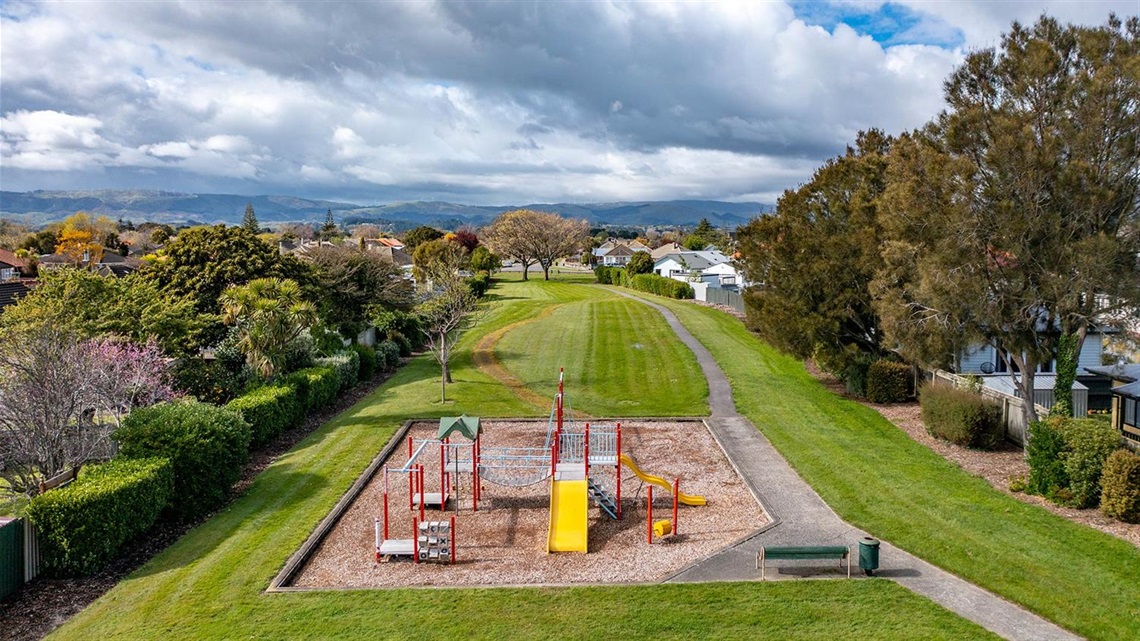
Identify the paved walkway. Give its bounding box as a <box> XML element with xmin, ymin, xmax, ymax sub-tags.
<box><xmin>613</xmin><ymin>290</ymin><xmax>1079</xmax><ymax>641</ymax></box>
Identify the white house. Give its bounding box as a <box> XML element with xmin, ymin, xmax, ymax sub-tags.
<box><xmin>594</xmin><ymin>239</ymin><xmax>649</xmax><ymax>266</ymax></box>
<box><xmin>653</xmin><ymin>250</ymin><xmax>738</xmax><ymax>286</ymax></box>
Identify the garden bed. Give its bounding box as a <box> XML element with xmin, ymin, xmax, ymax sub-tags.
<box><xmin>805</xmin><ymin>361</ymin><xmax>1140</xmax><ymax>547</ymax></box>
<box><xmin>290</xmin><ymin>419</ymin><xmax>766</xmax><ymax>588</ymax></box>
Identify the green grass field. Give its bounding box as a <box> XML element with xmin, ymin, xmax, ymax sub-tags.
<box><xmin>43</xmin><ymin>276</ymin><xmax>998</xmax><ymax>641</ymax></box>
<box><xmin>623</xmin><ymin>289</ymin><xmax>1140</xmax><ymax>641</ymax></box>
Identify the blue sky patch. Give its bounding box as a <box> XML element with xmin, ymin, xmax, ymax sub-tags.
<box><xmin>790</xmin><ymin>1</ymin><xmax>964</xmax><ymax>48</ymax></box>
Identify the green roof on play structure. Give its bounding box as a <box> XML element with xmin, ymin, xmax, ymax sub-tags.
<box><xmin>438</xmin><ymin>415</ymin><xmax>480</xmax><ymax>440</ymax></box>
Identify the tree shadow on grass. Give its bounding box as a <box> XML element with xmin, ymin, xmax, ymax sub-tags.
<box><xmin>129</xmin><ymin>469</ymin><xmax>330</xmax><ymax>579</ymax></box>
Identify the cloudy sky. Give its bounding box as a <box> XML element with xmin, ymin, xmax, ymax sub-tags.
<box><xmin>0</xmin><ymin>1</ymin><xmax>1134</xmax><ymax>205</ymax></box>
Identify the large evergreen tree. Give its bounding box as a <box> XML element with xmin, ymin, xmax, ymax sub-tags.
<box><xmin>241</xmin><ymin>203</ymin><xmax>260</xmax><ymax>234</ymax></box>
<box><xmin>873</xmin><ymin>16</ymin><xmax>1140</xmax><ymax>424</ymax></box>
<box><xmin>736</xmin><ymin>130</ymin><xmax>892</xmax><ymax>380</ymax></box>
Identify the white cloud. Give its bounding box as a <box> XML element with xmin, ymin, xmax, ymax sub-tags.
<box><xmin>0</xmin><ymin>1</ymin><xmax>1130</xmax><ymax>203</ymax></box>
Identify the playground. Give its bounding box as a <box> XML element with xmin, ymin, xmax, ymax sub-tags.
<box><xmin>293</xmin><ymin>413</ymin><xmax>766</xmax><ymax>588</ymax></box>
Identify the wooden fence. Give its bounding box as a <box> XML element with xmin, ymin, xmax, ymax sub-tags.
<box><xmin>930</xmin><ymin>370</ymin><xmax>1047</xmax><ymax>446</ymax></box>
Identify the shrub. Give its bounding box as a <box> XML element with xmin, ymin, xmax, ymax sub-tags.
<box><xmin>1101</xmin><ymin>449</ymin><xmax>1140</xmax><ymax>523</ymax></box>
<box><xmin>392</xmin><ymin>332</ymin><xmax>414</xmax><ymax>357</ymax></box>
<box><xmin>26</xmin><ymin>457</ymin><xmax>173</xmax><ymax>576</ymax></box>
<box><xmin>226</xmin><ymin>384</ymin><xmax>302</xmax><ymax>449</ymax></box>
<box><xmin>466</xmin><ymin>272</ymin><xmax>491</xmax><ymax>298</ymax></box>
<box><xmin>114</xmin><ymin>400</ymin><xmax>251</xmax><ymax>521</ymax></box>
<box><xmin>316</xmin><ymin>350</ymin><xmax>359</xmax><ymax>392</ymax></box>
<box><xmin>373</xmin><ymin>309</ymin><xmax>423</xmax><ymax>350</ymax></box>
<box><xmin>1027</xmin><ymin>419</ymin><xmax>1069</xmax><ymax>498</ymax></box>
<box><xmin>594</xmin><ymin>265</ymin><xmax>614</xmax><ymax>284</ymax></box>
<box><xmin>919</xmin><ymin>383</ymin><xmax>1003</xmax><ymax>449</ymax></box>
<box><xmin>170</xmin><ymin>357</ymin><xmax>250</xmax><ymax>405</ymax></box>
<box><xmin>352</xmin><ymin>343</ymin><xmax>378</xmax><ymax>380</ymax></box>
<box><xmin>843</xmin><ymin>356</ymin><xmax>872</xmax><ymax>398</ymax></box>
<box><xmin>626</xmin><ymin>273</ymin><xmax>694</xmax><ymax>299</ymax></box>
<box><xmin>1056</xmin><ymin>418</ymin><xmax>1120</xmax><ymax>508</ymax></box>
<box><xmin>282</xmin><ymin>331</ymin><xmax>316</xmax><ymax>373</ymax></box>
<box><xmin>293</xmin><ymin>366</ymin><xmax>340</xmax><ymax>409</ymax></box>
<box><xmin>376</xmin><ymin>340</ymin><xmax>401</xmax><ymax>372</ymax></box>
<box><xmin>866</xmin><ymin>360</ymin><xmax>911</xmax><ymax>403</ymax></box>
<box><xmin>282</xmin><ymin>369</ymin><xmax>312</xmax><ymax>414</ymax></box>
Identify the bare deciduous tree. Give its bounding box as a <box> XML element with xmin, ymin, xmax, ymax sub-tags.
<box><xmin>416</xmin><ymin>281</ymin><xmax>480</xmax><ymax>403</ymax></box>
<box><xmin>484</xmin><ymin>210</ymin><xmax>588</xmax><ymax>280</ymax></box>
<box><xmin>0</xmin><ymin>328</ymin><xmax>175</xmax><ymax>496</ymax></box>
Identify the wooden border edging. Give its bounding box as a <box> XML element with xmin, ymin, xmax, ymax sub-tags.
<box><xmin>267</xmin><ymin>419</ymin><xmax>415</xmax><ymax>591</ymax></box>
<box><xmin>266</xmin><ymin>415</ymin><xmax>728</xmax><ymax>592</ymax></box>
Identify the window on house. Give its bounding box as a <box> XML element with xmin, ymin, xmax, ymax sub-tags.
<box><xmin>995</xmin><ymin>346</ymin><xmax>1055</xmax><ymax>374</ymax></box>
<box><xmin>1125</xmin><ymin>397</ymin><xmax>1137</xmax><ymax>429</ymax></box>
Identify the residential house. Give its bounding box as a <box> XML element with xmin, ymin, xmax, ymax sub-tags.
<box><xmin>366</xmin><ymin>244</ymin><xmax>414</xmax><ymax>275</ymax></box>
<box><xmin>956</xmin><ymin>328</ymin><xmax>1116</xmax><ymax>410</ymax></box>
<box><xmin>37</xmin><ymin>251</ymin><xmax>141</xmax><ymax>278</ymax></box>
<box><xmin>0</xmin><ymin>249</ymin><xmax>29</xmax><ymax>281</ymax></box>
<box><xmin>364</xmin><ymin>237</ymin><xmax>405</xmax><ymax>251</ymax></box>
<box><xmin>593</xmin><ymin>239</ymin><xmax>649</xmax><ymax>266</ymax></box>
<box><xmin>1085</xmin><ymin>363</ymin><xmax>1140</xmax><ymax>445</ymax></box>
<box><xmin>0</xmin><ymin>281</ymin><xmax>32</xmax><ymax>313</ymax></box>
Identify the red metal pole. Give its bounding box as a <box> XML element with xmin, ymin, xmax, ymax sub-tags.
<box><xmin>647</xmin><ymin>485</ymin><xmax>653</xmax><ymax>545</ymax></box>
<box><xmin>450</xmin><ymin>515</ymin><xmax>456</xmax><ymax>565</ymax></box>
<box><xmin>413</xmin><ymin>517</ymin><xmax>419</xmax><ymax>564</ymax></box>
<box><xmin>673</xmin><ymin>478</ymin><xmax>680</xmax><ymax>537</ymax></box>
<box><xmin>383</xmin><ymin>468</ymin><xmax>390</xmax><ymax>540</ymax></box>
<box><xmin>616</xmin><ymin>423</ymin><xmax>622</xmax><ymax>520</ymax></box>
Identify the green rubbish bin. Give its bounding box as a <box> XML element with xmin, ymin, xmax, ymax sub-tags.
<box><xmin>858</xmin><ymin>537</ymin><xmax>880</xmax><ymax>576</ymax></box>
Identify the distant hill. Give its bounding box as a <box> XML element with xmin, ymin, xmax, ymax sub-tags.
<box><xmin>0</xmin><ymin>190</ymin><xmax>771</xmax><ymax>229</ymax></box>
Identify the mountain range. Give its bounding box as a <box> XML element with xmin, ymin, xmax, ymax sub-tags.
<box><xmin>0</xmin><ymin>190</ymin><xmax>770</xmax><ymax>230</ymax></box>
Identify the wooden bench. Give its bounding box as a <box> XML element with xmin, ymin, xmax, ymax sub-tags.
<box><xmin>756</xmin><ymin>545</ymin><xmax>850</xmax><ymax>580</ymax></box>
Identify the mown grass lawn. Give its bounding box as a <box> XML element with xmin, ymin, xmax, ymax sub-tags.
<box><xmin>46</xmin><ymin>277</ymin><xmax>995</xmax><ymax>641</ymax></box>
<box><xmin>625</xmin><ymin>289</ymin><xmax>1140</xmax><ymax>641</ymax></box>
<box><xmin>495</xmin><ymin>282</ymin><xmax>707</xmax><ymax>416</ymax></box>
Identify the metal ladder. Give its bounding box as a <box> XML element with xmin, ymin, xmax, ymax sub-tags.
<box><xmin>587</xmin><ymin>478</ymin><xmax>618</xmax><ymax>520</ymax></box>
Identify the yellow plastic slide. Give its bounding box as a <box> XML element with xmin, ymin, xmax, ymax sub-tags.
<box><xmin>547</xmin><ymin>479</ymin><xmax>588</xmax><ymax>552</ymax></box>
<box><xmin>620</xmin><ymin>454</ymin><xmax>707</xmax><ymax>506</ymax></box>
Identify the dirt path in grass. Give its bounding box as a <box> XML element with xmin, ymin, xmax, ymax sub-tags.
<box><xmin>472</xmin><ymin>304</ymin><xmax>588</xmax><ymax>415</ymax></box>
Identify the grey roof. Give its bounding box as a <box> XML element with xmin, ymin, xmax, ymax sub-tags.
<box><xmin>653</xmin><ymin>251</ymin><xmax>729</xmax><ymax>271</ymax></box>
<box><xmin>1115</xmin><ymin>381</ymin><xmax>1140</xmax><ymax>399</ymax></box>
<box><xmin>0</xmin><ymin>281</ymin><xmax>32</xmax><ymax>310</ymax></box>
<box><xmin>982</xmin><ymin>374</ymin><xmax>1087</xmax><ymax>397</ymax></box>
<box><xmin>1084</xmin><ymin>363</ymin><xmax>1140</xmax><ymax>383</ymax></box>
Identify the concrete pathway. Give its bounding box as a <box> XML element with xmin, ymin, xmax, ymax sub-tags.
<box><xmin>613</xmin><ymin>290</ymin><xmax>1079</xmax><ymax>641</ymax></box>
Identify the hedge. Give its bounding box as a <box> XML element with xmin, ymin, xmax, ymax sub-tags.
<box><xmin>226</xmin><ymin>384</ymin><xmax>302</xmax><ymax>449</ymax></box>
<box><xmin>918</xmin><ymin>383</ymin><xmax>1003</xmax><ymax>449</ymax></box>
<box><xmin>1101</xmin><ymin>449</ymin><xmax>1140</xmax><ymax>523</ymax></box>
<box><xmin>866</xmin><ymin>360</ymin><xmax>910</xmax><ymax>403</ymax></box>
<box><xmin>1028</xmin><ymin>417</ymin><xmax>1120</xmax><ymax>507</ymax></box>
<box><xmin>627</xmin><ymin>273</ymin><xmax>694</xmax><ymax>299</ymax></box>
<box><xmin>114</xmin><ymin>400</ymin><xmax>251</xmax><ymax>522</ymax></box>
<box><xmin>291</xmin><ymin>366</ymin><xmax>340</xmax><ymax>410</ymax></box>
<box><xmin>316</xmin><ymin>350</ymin><xmax>360</xmax><ymax>392</ymax></box>
<box><xmin>282</xmin><ymin>369</ymin><xmax>312</xmax><ymax>414</ymax></box>
<box><xmin>376</xmin><ymin>340</ymin><xmax>401</xmax><ymax>372</ymax></box>
<box><xmin>467</xmin><ymin>272</ymin><xmax>491</xmax><ymax>298</ymax></box>
<box><xmin>26</xmin><ymin>457</ymin><xmax>173</xmax><ymax>576</ymax></box>
<box><xmin>352</xmin><ymin>343</ymin><xmax>378</xmax><ymax>381</ymax></box>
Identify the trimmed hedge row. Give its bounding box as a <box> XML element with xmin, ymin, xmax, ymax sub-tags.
<box><xmin>27</xmin><ymin>457</ymin><xmax>173</xmax><ymax>576</ymax></box>
<box><xmin>114</xmin><ymin>400</ymin><xmax>251</xmax><ymax>522</ymax></box>
<box><xmin>290</xmin><ymin>366</ymin><xmax>340</xmax><ymax>410</ymax></box>
<box><xmin>226</xmin><ymin>384</ymin><xmax>302</xmax><ymax>448</ymax></box>
<box><xmin>352</xmin><ymin>343</ymin><xmax>378</xmax><ymax>381</ymax></box>
<box><xmin>919</xmin><ymin>383</ymin><xmax>1003</xmax><ymax>449</ymax></box>
<box><xmin>317</xmin><ymin>350</ymin><xmax>360</xmax><ymax>392</ymax></box>
<box><xmin>1101</xmin><ymin>449</ymin><xmax>1140</xmax><ymax>522</ymax></box>
<box><xmin>627</xmin><ymin>273</ymin><xmax>694</xmax><ymax>299</ymax></box>
<box><xmin>867</xmin><ymin>360</ymin><xmax>910</xmax><ymax>403</ymax></box>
